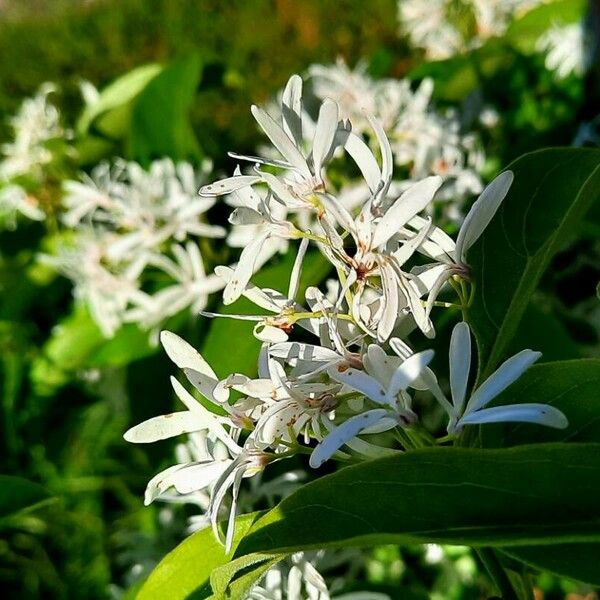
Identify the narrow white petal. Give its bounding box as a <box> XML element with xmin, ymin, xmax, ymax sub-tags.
<box><xmin>312</xmin><ymin>99</ymin><xmax>339</xmax><ymax>175</ymax></box>
<box><xmin>251</xmin><ymin>105</ymin><xmax>311</xmax><ymax>177</ymax></box>
<box><xmin>392</xmin><ymin>217</ymin><xmax>433</xmax><ymax>267</ymax></box>
<box><xmin>449</xmin><ymin>322</ymin><xmax>471</xmax><ymax>414</ymax></box>
<box><xmin>466</xmin><ymin>349</ymin><xmax>542</xmax><ymax>413</ymax></box>
<box><xmin>378</xmin><ymin>261</ymin><xmax>399</xmax><ymax>342</ymax></box>
<box><xmin>124</xmin><ymin>411</ymin><xmax>205</xmax><ymax>443</ymax></box>
<box><xmin>288</xmin><ymin>237</ymin><xmax>309</xmax><ymax>301</ymax></box>
<box><xmin>228</xmin><ymin>207</ymin><xmax>265</xmax><ymax>225</ymax></box>
<box><xmin>327</xmin><ymin>365</ymin><xmax>390</xmax><ymax>406</ymax></box>
<box><xmin>371</xmin><ymin>176</ymin><xmax>442</xmax><ymax>248</ymax></box>
<box><xmin>455</xmin><ymin>170</ymin><xmax>514</xmax><ymax>262</ymax></box>
<box><xmin>223</xmin><ymin>230</ymin><xmax>270</xmax><ymax>305</ymax></box>
<box><xmin>339</xmin><ymin>129</ymin><xmax>381</xmax><ymax>192</ymax></box>
<box><xmin>309</xmin><ymin>409</ymin><xmax>388</xmax><ymax>468</ymax></box>
<box><xmin>387</xmin><ymin>350</ymin><xmax>434</xmax><ymax>400</ymax></box>
<box><xmin>458</xmin><ymin>403</ymin><xmax>568</xmax><ymax>429</ymax></box>
<box><xmin>199</xmin><ymin>175</ymin><xmax>261</xmax><ymax>196</ymax></box>
<box><xmin>281</xmin><ymin>74</ymin><xmax>303</xmax><ymax>144</ymax></box>
<box><xmin>184</xmin><ymin>367</ymin><xmax>228</xmax><ymax>404</ymax></box>
<box><xmin>366</xmin><ymin>114</ymin><xmax>393</xmax><ymax>202</ymax></box>
<box><xmin>170</xmin><ymin>461</ymin><xmax>232</xmax><ymax>495</ymax></box>
<box><xmin>215</xmin><ymin>265</ymin><xmax>287</xmax><ymax>313</ymax></box>
<box><xmin>160</xmin><ymin>331</ymin><xmax>217</xmax><ymax>378</ymax></box>
<box><xmin>270</xmin><ymin>341</ymin><xmax>341</xmax><ymax>363</ymax></box>
<box><xmin>254</xmin><ymin>322</ymin><xmax>289</xmax><ymax>343</ymax></box>
<box><xmin>170</xmin><ymin>377</ymin><xmax>241</xmax><ymax>453</ymax></box>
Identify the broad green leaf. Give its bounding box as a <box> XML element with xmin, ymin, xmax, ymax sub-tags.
<box><xmin>201</xmin><ymin>250</ymin><xmax>331</xmax><ymax>378</ymax></box>
<box><xmin>137</xmin><ymin>512</ymin><xmax>264</xmax><ymax>600</ymax></box>
<box><xmin>466</xmin><ymin>148</ymin><xmax>600</xmax><ymax>381</ymax></box>
<box><xmin>204</xmin><ymin>444</ymin><xmax>600</xmax><ymax>596</ymax></box>
<box><xmin>506</xmin><ymin>0</ymin><xmax>585</xmax><ymax>53</ymax></box>
<box><xmin>127</xmin><ymin>54</ymin><xmax>202</xmax><ymax>163</ymax></box>
<box><xmin>77</xmin><ymin>63</ymin><xmax>162</xmax><ymax>135</ymax></box>
<box><xmin>0</xmin><ymin>475</ymin><xmax>52</xmax><ymax>525</ymax></box>
<box><xmin>502</xmin><ymin>544</ymin><xmax>600</xmax><ymax>586</ymax></box>
<box><xmin>237</xmin><ymin>444</ymin><xmax>600</xmax><ymax>550</ymax></box>
<box><xmin>505</xmin><ymin>302</ymin><xmax>580</xmax><ymax>362</ymax></box>
<box><xmin>481</xmin><ymin>359</ymin><xmax>600</xmax><ymax>448</ymax></box>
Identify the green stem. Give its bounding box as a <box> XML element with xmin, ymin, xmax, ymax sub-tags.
<box><xmin>476</xmin><ymin>548</ymin><xmax>520</xmax><ymax>600</ymax></box>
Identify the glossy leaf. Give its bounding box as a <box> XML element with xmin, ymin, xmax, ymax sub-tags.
<box><xmin>466</xmin><ymin>148</ymin><xmax>600</xmax><ymax>380</ymax></box>
<box><xmin>137</xmin><ymin>512</ymin><xmax>265</xmax><ymax>600</ymax></box>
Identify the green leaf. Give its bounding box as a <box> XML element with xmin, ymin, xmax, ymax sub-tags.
<box><xmin>505</xmin><ymin>301</ymin><xmax>580</xmax><ymax>362</ymax></box>
<box><xmin>77</xmin><ymin>63</ymin><xmax>162</xmax><ymax>136</ymax></box>
<box><xmin>127</xmin><ymin>54</ymin><xmax>202</xmax><ymax>163</ymax></box>
<box><xmin>466</xmin><ymin>148</ymin><xmax>600</xmax><ymax>381</ymax></box>
<box><xmin>481</xmin><ymin>359</ymin><xmax>600</xmax><ymax>448</ymax></box>
<box><xmin>236</xmin><ymin>444</ymin><xmax>600</xmax><ymax>552</ymax></box>
<box><xmin>201</xmin><ymin>250</ymin><xmax>331</xmax><ymax>378</ymax></box>
<box><xmin>502</xmin><ymin>544</ymin><xmax>600</xmax><ymax>586</ymax></box>
<box><xmin>0</xmin><ymin>475</ymin><xmax>52</xmax><ymax>525</ymax></box>
<box><xmin>30</xmin><ymin>306</ymin><xmax>156</xmax><ymax>394</ymax></box>
<box><xmin>137</xmin><ymin>512</ymin><xmax>265</xmax><ymax>600</ymax></box>
<box><xmin>199</xmin><ymin>444</ymin><xmax>600</xmax><ymax>596</ymax></box>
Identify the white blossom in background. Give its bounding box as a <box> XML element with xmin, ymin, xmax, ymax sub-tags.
<box><xmin>398</xmin><ymin>0</ymin><xmax>549</xmax><ymax>59</ymax></box>
<box><xmin>308</xmin><ymin>61</ymin><xmax>485</xmax><ymax>220</ymax></box>
<box><xmin>48</xmin><ymin>158</ymin><xmax>226</xmax><ymax>336</ymax></box>
<box><xmin>537</xmin><ymin>21</ymin><xmax>590</xmax><ymax>79</ymax></box>
<box><xmin>0</xmin><ymin>184</ymin><xmax>45</xmax><ymax>229</ymax></box>
<box><xmin>126</xmin><ymin>74</ymin><xmax>568</xmax><ymax>557</ymax></box>
<box><xmin>0</xmin><ymin>83</ymin><xmax>64</xmax><ymax>181</ymax></box>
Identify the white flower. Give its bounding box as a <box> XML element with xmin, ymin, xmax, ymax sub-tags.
<box><xmin>0</xmin><ymin>184</ymin><xmax>44</xmax><ymax>229</ymax></box>
<box><xmin>309</xmin><ymin>349</ymin><xmax>434</xmax><ymax>468</ymax></box>
<box><xmin>433</xmin><ymin>322</ymin><xmax>568</xmax><ymax>433</ymax></box>
<box><xmin>398</xmin><ymin>0</ymin><xmax>549</xmax><ymax>60</ymax></box>
<box><xmin>537</xmin><ymin>21</ymin><xmax>590</xmax><ymax>79</ymax></box>
<box><xmin>411</xmin><ymin>170</ymin><xmax>514</xmax><ymax>317</ymax></box>
<box><xmin>124</xmin><ymin>331</ymin><xmax>274</xmax><ymax>552</ymax></box>
<box><xmin>0</xmin><ymin>83</ymin><xmax>64</xmax><ymax>181</ymax></box>
<box><xmin>54</xmin><ymin>158</ymin><xmax>225</xmax><ymax>334</ymax></box>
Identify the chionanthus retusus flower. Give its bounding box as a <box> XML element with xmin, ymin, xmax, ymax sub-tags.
<box><xmin>126</xmin><ymin>73</ymin><xmax>569</xmax><ymax>553</ymax></box>
<box><xmin>428</xmin><ymin>322</ymin><xmax>568</xmax><ymax>434</ymax></box>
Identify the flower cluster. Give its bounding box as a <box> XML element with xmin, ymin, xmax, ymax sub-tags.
<box><xmin>125</xmin><ymin>74</ymin><xmax>568</xmax><ymax>552</ymax></box>
<box><xmin>398</xmin><ymin>0</ymin><xmax>548</xmax><ymax>59</ymax></box>
<box><xmin>537</xmin><ymin>20</ymin><xmax>591</xmax><ymax>79</ymax></box>
<box><xmin>308</xmin><ymin>61</ymin><xmax>486</xmax><ymax>216</ymax></box>
<box><xmin>0</xmin><ymin>84</ymin><xmax>65</xmax><ymax>228</ymax></box>
<box><xmin>47</xmin><ymin>158</ymin><xmax>225</xmax><ymax>336</ymax></box>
